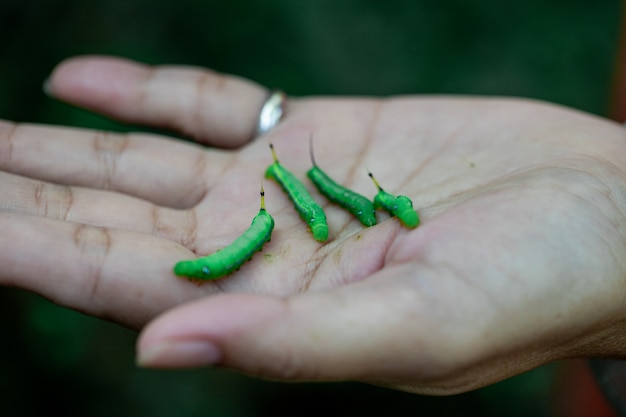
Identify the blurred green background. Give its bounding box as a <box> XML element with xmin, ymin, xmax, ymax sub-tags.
<box><xmin>0</xmin><ymin>0</ymin><xmax>622</xmax><ymax>416</ymax></box>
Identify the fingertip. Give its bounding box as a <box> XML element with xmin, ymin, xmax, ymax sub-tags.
<box><xmin>46</xmin><ymin>55</ymin><xmax>149</xmax><ymax>110</ymax></box>
<box><xmin>136</xmin><ymin>294</ymin><xmax>286</xmax><ymax>369</ymax></box>
<box><xmin>135</xmin><ymin>285</ymin><xmax>409</xmax><ymax>382</ymax></box>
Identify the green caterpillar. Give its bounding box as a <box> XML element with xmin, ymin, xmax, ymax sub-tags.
<box><xmin>265</xmin><ymin>143</ymin><xmax>329</xmax><ymax>242</ymax></box>
<box><xmin>306</xmin><ymin>139</ymin><xmax>376</xmax><ymax>227</ymax></box>
<box><xmin>173</xmin><ymin>187</ymin><xmax>275</xmax><ymax>280</ymax></box>
<box><xmin>368</xmin><ymin>172</ymin><xmax>420</xmax><ymax>229</ymax></box>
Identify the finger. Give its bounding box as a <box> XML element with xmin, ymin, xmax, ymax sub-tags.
<box><xmin>0</xmin><ymin>170</ymin><xmax>199</xmax><ymax>247</ymax></box>
<box><xmin>0</xmin><ymin>211</ymin><xmax>212</xmax><ymax>329</ymax></box>
<box><xmin>0</xmin><ymin>120</ymin><xmax>225</xmax><ymax>208</ymax></box>
<box><xmin>136</xmin><ymin>265</ymin><xmax>489</xmax><ymax>394</ymax></box>
<box><xmin>46</xmin><ymin>56</ymin><xmax>270</xmax><ymax>148</ymax></box>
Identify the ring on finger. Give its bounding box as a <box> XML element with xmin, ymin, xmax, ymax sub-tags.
<box><xmin>255</xmin><ymin>90</ymin><xmax>287</xmax><ymax>137</ymax></box>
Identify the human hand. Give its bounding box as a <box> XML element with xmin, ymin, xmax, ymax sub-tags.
<box><xmin>2</xmin><ymin>56</ymin><xmax>625</xmax><ymax>394</ymax></box>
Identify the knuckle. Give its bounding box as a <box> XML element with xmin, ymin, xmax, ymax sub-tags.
<box><xmin>92</xmin><ymin>131</ymin><xmax>129</xmax><ymax>189</ymax></box>
<box><xmin>73</xmin><ymin>224</ymin><xmax>112</xmax><ymax>301</ymax></box>
<box><xmin>34</xmin><ymin>181</ymin><xmax>74</xmax><ymax>220</ymax></box>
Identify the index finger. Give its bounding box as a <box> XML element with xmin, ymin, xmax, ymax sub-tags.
<box><xmin>46</xmin><ymin>56</ymin><xmax>271</xmax><ymax>148</ymax></box>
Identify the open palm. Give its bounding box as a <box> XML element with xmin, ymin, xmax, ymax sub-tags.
<box><xmin>1</xmin><ymin>56</ymin><xmax>625</xmax><ymax>394</ymax></box>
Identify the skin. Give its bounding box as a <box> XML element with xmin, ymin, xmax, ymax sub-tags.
<box><xmin>1</xmin><ymin>56</ymin><xmax>626</xmax><ymax>395</ymax></box>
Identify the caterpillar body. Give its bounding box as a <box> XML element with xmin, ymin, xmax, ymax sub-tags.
<box><xmin>306</xmin><ymin>139</ymin><xmax>376</xmax><ymax>227</ymax></box>
<box><xmin>368</xmin><ymin>172</ymin><xmax>420</xmax><ymax>229</ymax></box>
<box><xmin>265</xmin><ymin>143</ymin><xmax>329</xmax><ymax>242</ymax></box>
<box><xmin>173</xmin><ymin>187</ymin><xmax>275</xmax><ymax>280</ymax></box>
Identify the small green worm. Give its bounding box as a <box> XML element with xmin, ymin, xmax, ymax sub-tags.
<box><xmin>173</xmin><ymin>186</ymin><xmax>275</xmax><ymax>280</ymax></box>
<box><xmin>265</xmin><ymin>143</ymin><xmax>329</xmax><ymax>242</ymax></box>
<box><xmin>368</xmin><ymin>172</ymin><xmax>420</xmax><ymax>229</ymax></box>
<box><xmin>306</xmin><ymin>138</ymin><xmax>376</xmax><ymax>227</ymax></box>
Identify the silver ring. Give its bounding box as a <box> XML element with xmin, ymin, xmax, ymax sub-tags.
<box><xmin>256</xmin><ymin>90</ymin><xmax>286</xmax><ymax>137</ymax></box>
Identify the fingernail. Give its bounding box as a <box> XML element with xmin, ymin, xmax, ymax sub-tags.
<box><xmin>137</xmin><ymin>340</ymin><xmax>221</xmax><ymax>368</ymax></box>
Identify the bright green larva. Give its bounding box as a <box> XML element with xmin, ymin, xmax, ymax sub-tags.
<box><xmin>265</xmin><ymin>143</ymin><xmax>328</xmax><ymax>242</ymax></box>
<box><xmin>306</xmin><ymin>139</ymin><xmax>376</xmax><ymax>227</ymax></box>
<box><xmin>368</xmin><ymin>172</ymin><xmax>420</xmax><ymax>229</ymax></box>
<box><xmin>173</xmin><ymin>187</ymin><xmax>275</xmax><ymax>280</ymax></box>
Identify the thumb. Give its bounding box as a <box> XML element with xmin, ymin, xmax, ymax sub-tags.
<box><xmin>136</xmin><ymin>270</ymin><xmax>474</xmax><ymax>392</ymax></box>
